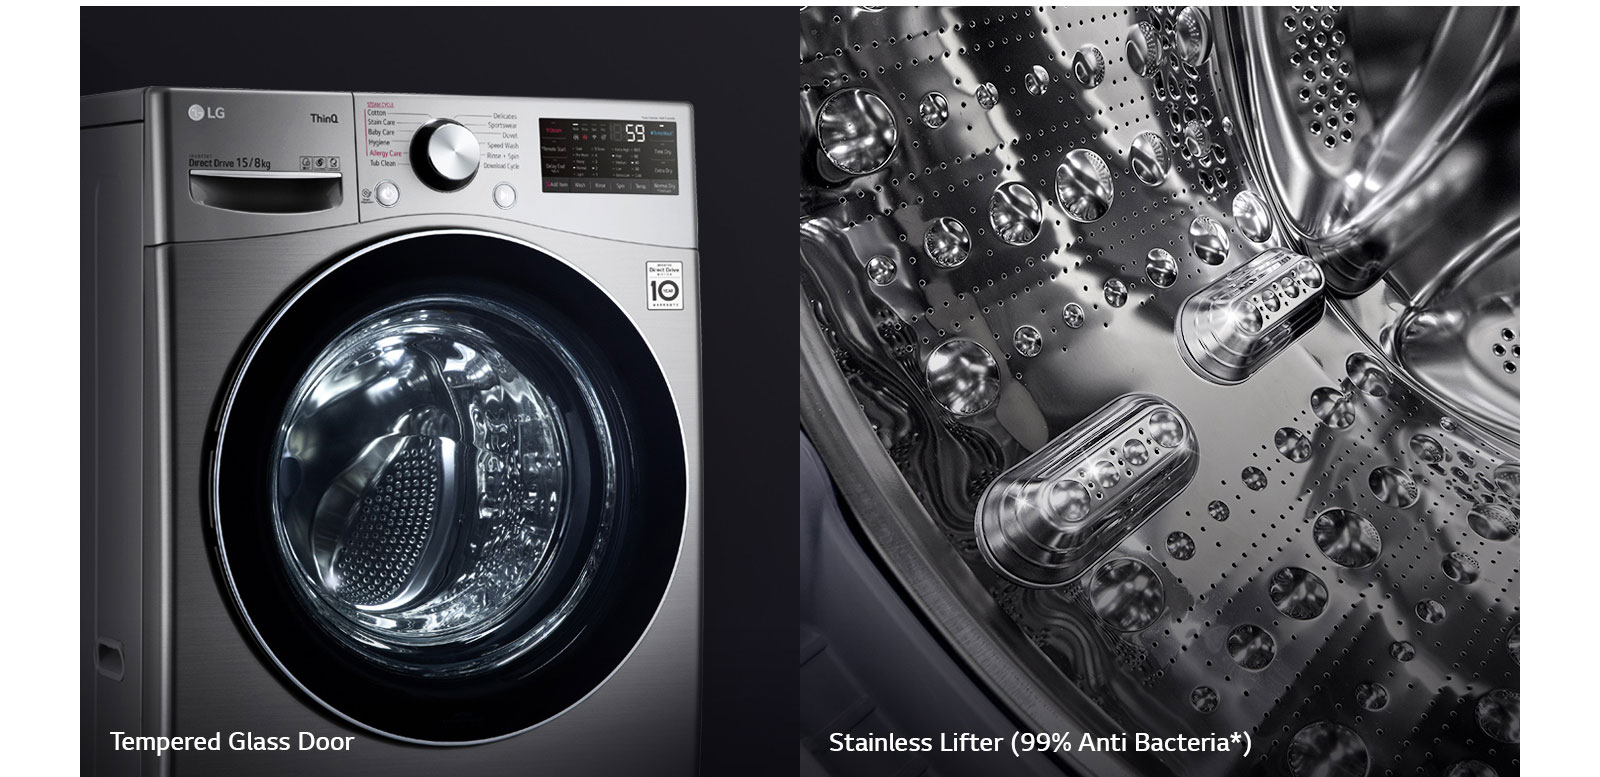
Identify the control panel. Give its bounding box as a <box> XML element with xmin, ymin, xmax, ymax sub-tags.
<box><xmin>353</xmin><ymin>92</ymin><xmax>696</xmax><ymax>247</ymax></box>
<box><xmin>141</xmin><ymin>88</ymin><xmax>696</xmax><ymax>248</ymax></box>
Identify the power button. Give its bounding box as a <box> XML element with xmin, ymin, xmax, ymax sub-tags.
<box><xmin>375</xmin><ymin>179</ymin><xmax>400</xmax><ymax>208</ymax></box>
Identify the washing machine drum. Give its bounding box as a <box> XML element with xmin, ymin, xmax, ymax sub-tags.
<box><xmin>212</xmin><ymin>232</ymin><xmax>686</xmax><ymax>743</ymax></box>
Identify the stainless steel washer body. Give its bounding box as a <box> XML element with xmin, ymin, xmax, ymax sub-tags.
<box><xmin>83</xmin><ymin>88</ymin><xmax>701</xmax><ymax>775</ymax></box>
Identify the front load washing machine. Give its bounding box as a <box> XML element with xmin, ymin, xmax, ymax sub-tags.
<box><xmin>82</xmin><ymin>88</ymin><xmax>701</xmax><ymax>775</ymax></box>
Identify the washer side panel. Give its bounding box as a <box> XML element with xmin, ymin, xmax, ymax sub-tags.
<box><xmin>83</xmin><ymin>121</ymin><xmax>148</xmax><ymax>776</ymax></box>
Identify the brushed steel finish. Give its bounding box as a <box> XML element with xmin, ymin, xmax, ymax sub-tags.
<box><xmin>799</xmin><ymin>7</ymin><xmax>1519</xmax><ymax>777</ymax></box>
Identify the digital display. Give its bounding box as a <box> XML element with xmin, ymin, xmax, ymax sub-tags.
<box><xmin>539</xmin><ymin>118</ymin><xmax>678</xmax><ymax>195</ymax></box>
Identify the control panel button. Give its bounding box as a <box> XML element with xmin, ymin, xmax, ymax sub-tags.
<box><xmin>375</xmin><ymin>179</ymin><xmax>400</xmax><ymax>207</ymax></box>
<box><xmin>411</xmin><ymin>119</ymin><xmax>480</xmax><ymax>192</ymax></box>
<box><xmin>493</xmin><ymin>182</ymin><xmax>517</xmax><ymax>209</ymax></box>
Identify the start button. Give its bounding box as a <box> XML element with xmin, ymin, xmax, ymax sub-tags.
<box><xmin>493</xmin><ymin>182</ymin><xmax>517</xmax><ymax>209</ymax></box>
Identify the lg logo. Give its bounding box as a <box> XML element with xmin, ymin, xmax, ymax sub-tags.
<box><xmin>187</xmin><ymin>104</ymin><xmax>225</xmax><ymax>121</ymax></box>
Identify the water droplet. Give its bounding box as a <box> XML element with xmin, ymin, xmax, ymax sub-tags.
<box><xmin>1390</xmin><ymin>640</ymin><xmax>1416</xmax><ymax>661</ymax></box>
<box><xmin>1275</xmin><ymin>427</ymin><xmax>1313</xmax><ymax>462</ymax></box>
<box><xmin>918</xmin><ymin>91</ymin><xmax>949</xmax><ymax>129</ymax></box>
<box><xmin>816</xmin><ymin>88</ymin><xmax>898</xmax><ymax>176</ymax></box>
<box><xmin>1446</xmin><ymin>761</ymin><xmax>1498</xmax><ymax>777</ymax></box>
<box><xmin>866</xmin><ymin>255</ymin><xmax>897</xmax><ymax>286</ymax></box>
<box><xmin>1174</xmin><ymin>6</ymin><xmax>1215</xmax><ymax>66</ymax></box>
<box><xmin>924</xmin><ymin>217</ymin><xmax>972</xmax><ymax>268</ymax></box>
<box><xmin>925</xmin><ymin>339</ymin><xmax>999</xmax><ymax>416</ymax></box>
<box><xmin>1208</xmin><ymin>500</ymin><xmax>1230</xmax><ymax>521</ymax></box>
<box><xmin>1126</xmin><ymin>21</ymin><xmax>1165</xmax><ymax>77</ymax></box>
<box><xmin>976</xmin><ymin>82</ymin><xmax>999</xmax><ymax>110</ymax></box>
<box><xmin>1190</xmin><ymin>216</ymin><xmax>1230</xmax><ymax>265</ymax></box>
<box><xmin>1062</xmin><ymin>302</ymin><xmax>1086</xmax><ymax>329</ymax></box>
<box><xmin>1025</xmin><ymin>64</ymin><xmax>1050</xmax><ymax>96</ymax></box>
<box><xmin>1089</xmin><ymin>557</ymin><xmax>1166</xmax><ymax>632</ymax></box>
<box><xmin>1146</xmin><ymin>249</ymin><xmax>1178</xmax><ymax>288</ymax></box>
<box><xmin>1409</xmin><ymin>434</ymin><xmax>1444</xmax><ymax>463</ymax></box>
<box><xmin>1072</xmin><ymin>44</ymin><xmax>1106</xmax><ymax>88</ymax></box>
<box><xmin>1493</xmin><ymin>462</ymin><xmax>1519</xmax><ymax>508</ymax></box>
<box><xmin>1148</xmin><ymin>410</ymin><xmax>1186</xmax><ymax>448</ymax></box>
<box><xmin>1313</xmin><ymin>508</ymin><xmax>1382</xmax><ymax>568</ymax></box>
<box><xmin>1227</xmin><ymin>623</ymin><xmax>1276</xmax><ymax>670</ymax></box>
<box><xmin>1242</xmin><ymin>466</ymin><xmax>1267</xmax><ymax>490</ymax></box>
<box><xmin>1468</xmin><ymin>502</ymin><xmax>1518</xmax><ymax>541</ymax></box>
<box><xmin>1507</xmin><ymin>623</ymin><xmax>1519</xmax><ymax>664</ymax></box>
<box><xmin>1103</xmin><ymin>278</ymin><xmax>1128</xmax><ymax>307</ymax></box>
<box><xmin>1233</xmin><ymin>191</ymin><xmax>1273</xmax><ymax>241</ymax></box>
<box><xmin>1475</xmin><ymin>689</ymin><xmax>1520</xmax><ymax>743</ymax></box>
<box><xmin>1222</xmin><ymin>116</ymin><xmax>1235</xmax><ymax>135</ymax></box>
<box><xmin>1310</xmin><ymin>386</ymin><xmax>1355</xmax><ymax>429</ymax></box>
<box><xmin>1369</xmin><ymin>466</ymin><xmax>1418</xmax><ymax>508</ymax></box>
<box><xmin>1415</xmin><ymin>599</ymin><xmax>1447</xmax><ymax>624</ymax></box>
<box><xmin>1188</xmin><ymin>685</ymin><xmax>1219</xmax><ymax>713</ymax></box>
<box><xmin>1130</xmin><ymin>131</ymin><xmax>1172</xmax><ymax>186</ymax></box>
<box><xmin>1167</xmin><ymin>531</ymin><xmax>1196</xmax><ymax>560</ymax></box>
<box><xmin>1269</xmin><ymin>567</ymin><xmax>1329</xmax><ymax>620</ymax></box>
<box><xmin>1182</xmin><ymin>120</ymin><xmax>1213</xmax><ymax>159</ymax></box>
<box><xmin>1056</xmin><ymin>149</ymin><xmax>1115</xmax><ymax>222</ymax></box>
<box><xmin>1345</xmin><ymin>353</ymin><xmax>1392</xmax><ymax>396</ymax></box>
<box><xmin>1287</xmin><ymin>722</ymin><xmax>1369</xmax><ymax>777</ymax></box>
<box><xmin>1124</xmin><ymin>439</ymin><xmax>1149</xmax><ymax>466</ymax></box>
<box><xmin>1013</xmin><ymin>325</ymin><xmax>1043</xmax><ymax>357</ymax></box>
<box><xmin>1443</xmin><ymin>551</ymin><xmax>1480</xmax><ymax>584</ymax></box>
<box><xmin>989</xmin><ymin>182</ymin><xmax>1043</xmax><ymax>246</ymax></box>
<box><xmin>1355</xmin><ymin>681</ymin><xmax>1390</xmax><ymax>711</ymax></box>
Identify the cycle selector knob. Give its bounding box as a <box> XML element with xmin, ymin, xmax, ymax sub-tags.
<box><xmin>411</xmin><ymin>119</ymin><xmax>480</xmax><ymax>192</ymax></box>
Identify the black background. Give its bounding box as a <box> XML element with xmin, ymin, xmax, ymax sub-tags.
<box><xmin>82</xmin><ymin>7</ymin><xmax>797</xmax><ymax>776</ymax></box>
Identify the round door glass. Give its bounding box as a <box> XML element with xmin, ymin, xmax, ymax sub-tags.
<box><xmin>273</xmin><ymin>296</ymin><xmax>615</xmax><ymax>676</ymax></box>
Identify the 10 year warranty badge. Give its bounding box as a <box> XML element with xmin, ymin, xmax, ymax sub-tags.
<box><xmin>647</xmin><ymin>261</ymin><xmax>684</xmax><ymax>310</ymax></box>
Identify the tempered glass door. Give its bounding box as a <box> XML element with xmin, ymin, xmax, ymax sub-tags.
<box><xmin>211</xmin><ymin>231</ymin><xmax>685</xmax><ymax>743</ymax></box>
